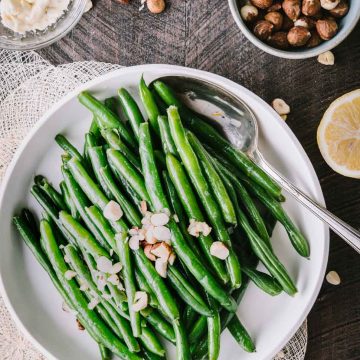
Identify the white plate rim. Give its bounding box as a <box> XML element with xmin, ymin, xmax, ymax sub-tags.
<box><xmin>0</xmin><ymin>64</ymin><xmax>329</xmax><ymax>360</ymax></box>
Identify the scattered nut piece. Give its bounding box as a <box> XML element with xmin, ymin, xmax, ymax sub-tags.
<box><xmin>151</xmin><ymin>242</ymin><xmax>172</xmax><ymax>260</ymax></box>
<box><xmin>151</xmin><ymin>212</ymin><xmax>170</xmax><ymax>226</ymax></box>
<box><xmin>240</xmin><ymin>4</ymin><xmax>259</xmax><ymax>22</ymax></box>
<box><xmin>210</xmin><ymin>242</ymin><xmax>229</xmax><ymax>260</ymax></box>
<box><xmin>272</xmin><ymin>98</ymin><xmax>291</xmax><ymax>115</ymax></box>
<box><xmin>88</xmin><ymin>297</ymin><xmax>100</xmax><ymax>310</ymax></box>
<box><xmin>129</xmin><ymin>235</ymin><xmax>141</xmax><ymax>250</ymax></box>
<box><xmin>79</xmin><ymin>278</ymin><xmax>89</xmax><ymax>291</ymax></box>
<box><xmin>326</xmin><ymin>270</ymin><xmax>341</xmax><ymax>285</ymax></box>
<box><xmin>108</xmin><ymin>274</ymin><xmax>120</xmax><ymax>286</ymax></box>
<box><xmin>96</xmin><ymin>256</ymin><xmax>113</xmax><ymax>273</ymax></box>
<box><xmin>253</xmin><ymin>20</ymin><xmax>274</xmax><ymax>40</ymax></box>
<box><xmin>133</xmin><ymin>291</ymin><xmax>148</xmax><ymax>312</ymax></box>
<box><xmin>294</xmin><ymin>16</ymin><xmax>315</xmax><ymax>29</ymax></box>
<box><xmin>188</xmin><ymin>219</ymin><xmax>212</xmax><ymax>237</ymax></box>
<box><xmin>320</xmin><ymin>0</ymin><xmax>340</xmax><ymax>10</ymax></box>
<box><xmin>329</xmin><ymin>0</ymin><xmax>349</xmax><ymax>17</ymax></box>
<box><xmin>64</xmin><ymin>270</ymin><xmax>77</xmax><ymax>280</ymax></box>
<box><xmin>316</xmin><ymin>18</ymin><xmax>338</xmax><ymax>40</ymax></box>
<box><xmin>302</xmin><ymin>0</ymin><xmax>321</xmax><ymax>16</ymax></box>
<box><xmin>76</xmin><ymin>319</ymin><xmax>85</xmax><ymax>331</ymax></box>
<box><xmin>103</xmin><ymin>200</ymin><xmax>123</xmax><ymax>221</ymax></box>
<box><xmin>155</xmin><ymin>258</ymin><xmax>168</xmax><ymax>278</ymax></box>
<box><xmin>140</xmin><ymin>200</ymin><xmax>147</xmax><ymax>215</ymax></box>
<box><xmin>144</xmin><ymin>244</ymin><xmax>156</xmax><ymax>261</ymax></box>
<box><xmin>250</xmin><ymin>0</ymin><xmax>273</xmax><ymax>9</ymax></box>
<box><xmin>287</xmin><ymin>26</ymin><xmax>311</xmax><ymax>46</ymax></box>
<box><xmin>147</xmin><ymin>0</ymin><xmax>165</xmax><ymax>14</ymax></box>
<box><xmin>110</xmin><ymin>262</ymin><xmax>123</xmax><ymax>274</ymax></box>
<box><xmin>168</xmin><ymin>252</ymin><xmax>176</xmax><ymax>265</ymax></box>
<box><xmin>265</xmin><ymin>12</ymin><xmax>283</xmax><ymax>31</ymax></box>
<box><xmin>317</xmin><ymin>51</ymin><xmax>335</xmax><ymax>65</ymax></box>
<box><xmin>282</xmin><ymin>0</ymin><xmax>301</xmax><ymax>21</ymax></box>
<box><xmin>153</xmin><ymin>225</ymin><xmax>171</xmax><ymax>241</ymax></box>
<box><xmin>145</xmin><ymin>226</ymin><xmax>157</xmax><ymax>244</ymax></box>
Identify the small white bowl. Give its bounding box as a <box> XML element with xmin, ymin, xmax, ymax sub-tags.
<box><xmin>228</xmin><ymin>0</ymin><xmax>360</xmax><ymax>59</ymax></box>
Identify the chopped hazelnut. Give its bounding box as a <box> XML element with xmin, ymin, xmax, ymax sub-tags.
<box><xmin>253</xmin><ymin>20</ymin><xmax>274</xmax><ymax>40</ymax></box>
<box><xmin>267</xmin><ymin>2</ymin><xmax>282</xmax><ymax>12</ymax></box>
<box><xmin>329</xmin><ymin>0</ymin><xmax>349</xmax><ymax>17</ymax></box>
<box><xmin>250</xmin><ymin>0</ymin><xmax>273</xmax><ymax>9</ymax></box>
<box><xmin>271</xmin><ymin>98</ymin><xmax>291</xmax><ymax>115</ymax></box>
<box><xmin>264</xmin><ymin>12</ymin><xmax>283</xmax><ymax>31</ymax></box>
<box><xmin>240</xmin><ymin>4</ymin><xmax>259</xmax><ymax>22</ymax></box>
<box><xmin>302</xmin><ymin>0</ymin><xmax>321</xmax><ymax>16</ymax></box>
<box><xmin>316</xmin><ymin>18</ymin><xmax>338</xmax><ymax>40</ymax></box>
<box><xmin>287</xmin><ymin>26</ymin><xmax>311</xmax><ymax>46</ymax></box>
<box><xmin>282</xmin><ymin>0</ymin><xmax>301</xmax><ymax>21</ymax></box>
<box><xmin>317</xmin><ymin>51</ymin><xmax>335</xmax><ymax>65</ymax></box>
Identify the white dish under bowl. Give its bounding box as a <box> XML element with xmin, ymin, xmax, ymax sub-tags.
<box><xmin>0</xmin><ymin>64</ymin><xmax>329</xmax><ymax>360</ymax></box>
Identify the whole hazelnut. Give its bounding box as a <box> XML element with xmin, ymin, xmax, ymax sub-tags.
<box><xmin>267</xmin><ymin>2</ymin><xmax>282</xmax><ymax>12</ymax></box>
<box><xmin>306</xmin><ymin>31</ymin><xmax>322</xmax><ymax>47</ymax></box>
<box><xmin>282</xmin><ymin>15</ymin><xmax>294</xmax><ymax>31</ymax></box>
<box><xmin>147</xmin><ymin>0</ymin><xmax>166</xmax><ymax>14</ymax></box>
<box><xmin>287</xmin><ymin>26</ymin><xmax>311</xmax><ymax>46</ymax></box>
<box><xmin>302</xmin><ymin>0</ymin><xmax>321</xmax><ymax>16</ymax></box>
<box><xmin>294</xmin><ymin>16</ymin><xmax>315</xmax><ymax>29</ymax></box>
<box><xmin>268</xmin><ymin>31</ymin><xmax>290</xmax><ymax>49</ymax></box>
<box><xmin>250</xmin><ymin>0</ymin><xmax>273</xmax><ymax>9</ymax></box>
<box><xmin>253</xmin><ymin>20</ymin><xmax>274</xmax><ymax>40</ymax></box>
<box><xmin>264</xmin><ymin>12</ymin><xmax>283</xmax><ymax>31</ymax></box>
<box><xmin>329</xmin><ymin>0</ymin><xmax>349</xmax><ymax>18</ymax></box>
<box><xmin>320</xmin><ymin>0</ymin><xmax>340</xmax><ymax>10</ymax></box>
<box><xmin>282</xmin><ymin>0</ymin><xmax>301</xmax><ymax>21</ymax></box>
<box><xmin>240</xmin><ymin>5</ymin><xmax>259</xmax><ymax>22</ymax></box>
<box><xmin>316</xmin><ymin>18</ymin><xmax>338</xmax><ymax>40</ymax></box>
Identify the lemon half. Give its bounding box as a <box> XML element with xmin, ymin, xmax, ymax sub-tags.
<box><xmin>317</xmin><ymin>89</ymin><xmax>360</xmax><ymax>178</ymax></box>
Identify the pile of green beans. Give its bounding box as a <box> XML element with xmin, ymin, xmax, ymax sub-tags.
<box><xmin>13</xmin><ymin>77</ymin><xmax>310</xmax><ymax>360</ymax></box>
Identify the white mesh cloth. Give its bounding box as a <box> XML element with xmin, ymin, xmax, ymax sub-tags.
<box><xmin>0</xmin><ymin>50</ymin><xmax>308</xmax><ymax>359</ymax></box>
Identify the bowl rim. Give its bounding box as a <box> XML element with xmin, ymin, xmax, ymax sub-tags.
<box><xmin>228</xmin><ymin>0</ymin><xmax>360</xmax><ymax>59</ymax></box>
<box><xmin>0</xmin><ymin>64</ymin><xmax>329</xmax><ymax>359</ymax></box>
<box><xmin>0</xmin><ymin>0</ymin><xmax>88</xmax><ymax>51</ymax></box>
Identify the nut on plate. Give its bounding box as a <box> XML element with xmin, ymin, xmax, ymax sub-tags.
<box><xmin>240</xmin><ymin>4</ymin><xmax>259</xmax><ymax>22</ymax></box>
<box><xmin>317</xmin><ymin>51</ymin><xmax>335</xmax><ymax>65</ymax></box>
<box><xmin>253</xmin><ymin>20</ymin><xmax>274</xmax><ymax>40</ymax></box>
<box><xmin>306</xmin><ymin>31</ymin><xmax>322</xmax><ymax>47</ymax></box>
<box><xmin>147</xmin><ymin>0</ymin><xmax>166</xmax><ymax>14</ymax></box>
<box><xmin>316</xmin><ymin>18</ymin><xmax>338</xmax><ymax>40</ymax></box>
<box><xmin>282</xmin><ymin>0</ymin><xmax>301</xmax><ymax>21</ymax></box>
<box><xmin>320</xmin><ymin>0</ymin><xmax>340</xmax><ymax>10</ymax></box>
<box><xmin>329</xmin><ymin>0</ymin><xmax>349</xmax><ymax>17</ymax></box>
<box><xmin>264</xmin><ymin>11</ymin><xmax>283</xmax><ymax>31</ymax></box>
<box><xmin>302</xmin><ymin>0</ymin><xmax>321</xmax><ymax>16</ymax></box>
<box><xmin>250</xmin><ymin>0</ymin><xmax>273</xmax><ymax>9</ymax></box>
<box><xmin>287</xmin><ymin>26</ymin><xmax>311</xmax><ymax>46</ymax></box>
<box><xmin>268</xmin><ymin>31</ymin><xmax>289</xmax><ymax>49</ymax></box>
<box><xmin>294</xmin><ymin>16</ymin><xmax>315</xmax><ymax>29</ymax></box>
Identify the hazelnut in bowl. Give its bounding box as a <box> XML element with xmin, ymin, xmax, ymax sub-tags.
<box><xmin>228</xmin><ymin>0</ymin><xmax>360</xmax><ymax>59</ymax></box>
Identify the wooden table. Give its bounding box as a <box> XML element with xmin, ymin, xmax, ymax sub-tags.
<box><xmin>39</xmin><ymin>1</ymin><xmax>360</xmax><ymax>359</ymax></box>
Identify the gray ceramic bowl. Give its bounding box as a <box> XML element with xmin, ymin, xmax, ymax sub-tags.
<box><xmin>228</xmin><ymin>0</ymin><xmax>360</xmax><ymax>59</ymax></box>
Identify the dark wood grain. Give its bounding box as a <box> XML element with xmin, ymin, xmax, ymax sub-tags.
<box><xmin>38</xmin><ymin>2</ymin><xmax>360</xmax><ymax>358</ymax></box>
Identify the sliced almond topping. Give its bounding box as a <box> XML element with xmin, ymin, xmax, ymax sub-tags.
<box><xmin>271</xmin><ymin>98</ymin><xmax>290</xmax><ymax>116</ymax></box>
<box><xmin>151</xmin><ymin>212</ymin><xmax>170</xmax><ymax>226</ymax></box>
<box><xmin>64</xmin><ymin>270</ymin><xmax>77</xmax><ymax>280</ymax></box>
<box><xmin>144</xmin><ymin>244</ymin><xmax>156</xmax><ymax>261</ymax></box>
<box><xmin>129</xmin><ymin>227</ymin><xmax>139</xmax><ymax>236</ymax></box>
<box><xmin>97</xmin><ymin>276</ymin><xmax>107</xmax><ymax>292</ymax></box>
<box><xmin>140</xmin><ymin>200</ymin><xmax>148</xmax><ymax>215</ymax></box>
<box><xmin>162</xmin><ymin>208</ymin><xmax>171</xmax><ymax>216</ymax></box>
<box><xmin>151</xmin><ymin>242</ymin><xmax>172</xmax><ymax>261</ymax></box>
<box><xmin>132</xmin><ymin>291</ymin><xmax>148</xmax><ymax>312</ymax></box>
<box><xmin>153</xmin><ymin>225</ymin><xmax>171</xmax><ymax>241</ymax></box>
<box><xmin>79</xmin><ymin>278</ymin><xmax>89</xmax><ymax>291</ymax></box>
<box><xmin>103</xmin><ymin>200</ymin><xmax>123</xmax><ymax>221</ymax></box>
<box><xmin>96</xmin><ymin>256</ymin><xmax>113</xmax><ymax>273</ymax></box>
<box><xmin>188</xmin><ymin>220</ymin><xmax>212</xmax><ymax>237</ymax></box>
<box><xmin>129</xmin><ymin>235</ymin><xmax>141</xmax><ymax>250</ymax></box>
<box><xmin>168</xmin><ymin>252</ymin><xmax>176</xmax><ymax>265</ymax></box>
<box><xmin>326</xmin><ymin>270</ymin><xmax>341</xmax><ymax>285</ymax></box>
<box><xmin>210</xmin><ymin>241</ymin><xmax>229</xmax><ymax>260</ymax></box>
<box><xmin>200</xmin><ymin>222</ymin><xmax>212</xmax><ymax>236</ymax></box>
<box><xmin>145</xmin><ymin>226</ymin><xmax>157</xmax><ymax>244</ymax></box>
<box><xmin>155</xmin><ymin>258</ymin><xmax>168</xmax><ymax>278</ymax></box>
<box><xmin>117</xmin><ymin>282</ymin><xmax>125</xmax><ymax>291</ymax></box>
<box><xmin>110</xmin><ymin>262</ymin><xmax>123</xmax><ymax>274</ymax></box>
<box><xmin>141</xmin><ymin>211</ymin><xmax>152</xmax><ymax>225</ymax></box>
<box><xmin>108</xmin><ymin>274</ymin><xmax>120</xmax><ymax>286</ymax></box>
<box><xmin>88</xmin><ymin>297</ymin><xmax>100</xmax><ymax>310</ymax></box>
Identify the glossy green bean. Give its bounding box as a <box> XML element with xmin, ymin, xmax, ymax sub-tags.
<box><xmin>158</xmin><ymin>115</ymin><xmax>178</xmax><ymax>156</ymax></box>
<box><xmin>227</xmin><ymin>316</ymin><xmax>255</xmax><ymax>353</ymax></box>
<box><xmin>99</xmin><ymin>344</ymin><xmax>111</xmax><ymax>360</ymax></box>
<box><xmin>35</xmin><ymin>175</ymin><xmax>67</xmax><ymax>211</ymax></box>
<box><xmin>167</xmin><ymin>106</ymin><xmax>241</xmax><ymax>289</ymax></box>
<box><xmin>189</xmin><ymin>316</ymin><xmax>207</xmax><ymax>345</ymax></box>
<box><xmin>173</xmin><ymin>319</ymin><xmax>191</xmax><ymax>360</ymax></box>
<box><xmin>206</xmin><ymin>295</ymin><xmax>220</xmax><ymax>360</ymax></box>
<box><xmin>104</xmin><ymin>97</ymin><xmax>119</xmax><ymax>114</ymax></box>
<box><xmin>184</xmin><ymin>305</ymin><xmax>197</xmax><ymax>331</ymax></box>
<box><xmin>139</xmin><ymin>326</ymin><xmax>165</xmax><ymax>357</ymax></box>
<box><xmin>55</xmin><ymin>134</ymin><xmax>85</xmax><ymax>164</ymax></box>
<box><xmin>78</xmin><ymin>91</ymin><xmax>137</xmax><ymax>151</ymax></box>
<box><xmin>60</xmin><ymin>181</ymin><xmax>80</xmax><ymax>220</ymax></box>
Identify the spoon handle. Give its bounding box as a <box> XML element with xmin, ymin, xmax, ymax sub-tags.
<box><xmin>255</xmin><ymin>150</ymin><xmax>360</xmax><ymax>254</ymax></box>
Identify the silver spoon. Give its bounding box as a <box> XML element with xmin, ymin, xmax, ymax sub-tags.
<box><xmin>155</xmin><ymin>75</ymin><xmax>360</xmax><ymax>253</ymax></box>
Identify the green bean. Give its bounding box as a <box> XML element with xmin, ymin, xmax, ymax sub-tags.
<box><xmin>135</xmin><ymin>269</ymin><xmax>161</xmax><ymax>311</ymax></box>
<box><xmin>139</xmin><ymin>326</ymin><xmax>165</xmax><ymax>357</ymax></box>
<box><xmin>167</xmin><ymin>106</ymin><xmax>241</xmax><ymax>289</ymax></box>
<box><xmin>134</xmin><ymin>248</ymin><xmax>180</xmax><ymax>321</ymax></box>
<box><xmin>212</xmin><ymin>157</ymin><xmax>270</xmax><ymax>246</ymax></box>
<box><xmin>139</xmin><ymin>76</ymin><xmax>160</xmax><ymax>135</ymax></box>
<box><xmin>104</xmin><ymin>96</ymin><xmax>119</xmax><ymax>115</ymax></box>
<box><xmin>165</xmin><ymin>155</ymin><xmax>229</xmax><ymax>285</ymax></box>
<box><xmin>107</xmin><ymin>149</ymin><xmax>150</xmax><ymax>203</ymax></box>
<box><xmin>173</xmin><ymin>319</ymin><xmax>191</xmax><ymax>360</ymax></box>
<box><xmin>101</xmin><ymin>129</ymin><xmax>141</xmax><ymax>172</ymax></box>
<box><xmin>84</xmin><ymin>122</ymin><xmax>101</xmax><ymax>163</ymax></box>
<box><xmin>206</xmin><ymin>295</ymin><xmax>220</xmax><ymax>360</ymax></box>
<box><xmin>138</xmin><ymin>122</ymin><xmax>237</xmax><ymax>312</ymax></box>
<box><xmin>78</xmin><ymin>91</ymin><xmax>137</xmax><ymax>151</ymax></box>
<box><xmin>60</xmin><ymin>181</ymin><xmax>80</xmax><ymax>220</ymax></box>
<box><xmin>99</xmin><ymin>344</ymin><xmax>111</xmax><ymax>360</ymax></box>
<box><xmin>184</xmin><ymin>305</ymin><xmax>197</xmax><ymax>331</ymax></box>
<box><xmin>55</xmin><ymin>134</ymin><xmax>85</xmax><ymax>163</ymax></box>
<box><xmin>242</xmin><ymin>266</ymin><xmax>282</xmax><ymax>296</ymax></box>
<box><xmin>142</xmin><ymin>348</ymin><xmax>164</xmax><ymax>360</ymax></box>
<box><xmin>158</xmin><ymin>115</ymin><xmax>178</xmax><ymax>156</ymax></box>
<box><xmin>187</xmin><ymin>132</ymin><xmax>236</xmax><ymax>225</ymax></box>
<box><xmin>118</xmin><ymin>88</ymin><xmax>144</xmax><ymax>140</ymax></box>
<box><xmin>189</xmin><ymin>316</ymin><xmax>207</xmax><ymax>345</ymax></box>
<box><xmin>167</xmin><ymin>266</ymin><xmax>212</xmax><ymax>317</ymax></box>
<box><xmin>64</xmin><ymin>245</ymin><xmax>140</xmax><ymax>351</ymax></box>
<box><xmin>151</xmin><ymin>87</ymin><xmax>168</xmax><ymax>115</ymax></box>
<box><xmin>40</xmin><ymin>219</ymin><xmax>141</xmax><ymax>360</ymax></box>
<box><xmin>20</xmin><ymin>208</ymin><xmax>39</xmax><ymax>238</ymax></box>
<box><xmin>227</xmin><ymin>316</ymin><xmax>255</xmax><ymax>353</ymax></box>
<box><xmin>35</xmin><ymin>175</ymin><xmax>68</xmax><ymax>211</ymax></box>
<box><xmin>85</xmin><ymin>132</ymin><xmax>100</xmax><ymax>149</ymax></box>
<box><xmin>154</xmin><ymin>150</ymin><xmax>167</xmax><ymax>169</ymax></box>
<box><xmin>153</xmin><ymin>80</ymin><xmax>282</xmax><ymax>199</ymax></box>
<box><xmin>115</xmin><ymin>232</ymin><xmax>142</xmax><ymax>337</ymax></box>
